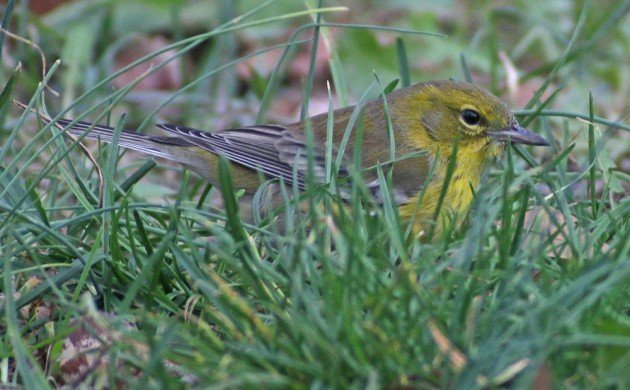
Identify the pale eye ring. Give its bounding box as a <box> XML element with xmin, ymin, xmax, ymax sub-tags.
<box><xmin>461</xmin><ymin>109</ymin><xmax>481</xmax><ymax>126</ymax></box>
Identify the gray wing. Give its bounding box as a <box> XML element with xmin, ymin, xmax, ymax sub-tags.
<box><xmin>54</xmin><ymin>119</ymin><xmax>339</xmax><ymax>189</ymax></box>
<box><xmin>55</xmin><ymin>118</ymin><xmax>413</xmax><ymax>204</ymax></box>
<box><xmin>156</xmin><ymin>124</ymin><xmax>347</xmax><ymax>190</ymax></box>
<box><xmin>157</xmin><ymin>123</ymin><xmax>414</xmax><ymax>204</ymax></box>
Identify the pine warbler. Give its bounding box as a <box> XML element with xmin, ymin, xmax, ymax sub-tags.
<box><xmin>54</xmin><ymin>80</ymin><xmax>549</xmax><ymax>235</ymax></box>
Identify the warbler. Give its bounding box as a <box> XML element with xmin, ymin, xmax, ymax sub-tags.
<box><xmin>53</xmin><ymin>80</ymin><xmax>549</xmax><ymax>236</ymax></box>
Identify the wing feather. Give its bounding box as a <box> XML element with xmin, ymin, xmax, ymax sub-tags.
<box><xmin>55</xmin><ymin>120</ymin><xmax>409</xmax><ymax>203</ymax></box>
<box><xmin>156</xmin><ymin>124</ymin><xmax>315</xmax><ymax>188</ymax></box>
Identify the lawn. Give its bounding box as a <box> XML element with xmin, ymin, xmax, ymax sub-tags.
<box><xmin>0</xmin><ymin>0</ymin><xmax>628</xmax><ymax>387</ymax></box>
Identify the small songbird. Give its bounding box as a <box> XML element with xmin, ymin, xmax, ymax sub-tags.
<box><xmin>53</xmin><ymin>80</ymin><xmax>550</xmax><ymax>236</ymax></box>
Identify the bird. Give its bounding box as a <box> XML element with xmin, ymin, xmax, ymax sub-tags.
<box><xmin>51</xmin><ymin>80</ymin><xmax>550</xmax><ymax>237</ymax></box>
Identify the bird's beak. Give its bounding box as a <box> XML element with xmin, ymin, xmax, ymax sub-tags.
<box><xmin>491</xmin><ymin>124</ymin><xmax>550</xmax><ymax>146</ymax></box>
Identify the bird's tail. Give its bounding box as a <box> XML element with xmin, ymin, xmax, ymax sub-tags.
<box><xmin>47</xmin><ymin>118</ymin><xmax>266</xmax><ymax>190</ymax></box>
<box><xmin>52</xmin><ymin>119</ymin><xmax>191</xmax><ymax>162</ymax></box>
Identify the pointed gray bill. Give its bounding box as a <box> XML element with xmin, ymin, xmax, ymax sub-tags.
<box><xmin>491</xmin><ymin>124</ymin><xmax>550</xmax><ymax>146</ymax></box>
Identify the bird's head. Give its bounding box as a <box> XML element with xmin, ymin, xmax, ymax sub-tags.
<box><xmin>397</xmin><ymin>80</ymin><xmax>550</xmax><ymax>157</ymax></box>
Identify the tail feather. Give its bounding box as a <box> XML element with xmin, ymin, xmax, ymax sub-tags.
<box><xmin>54</xmin><ymin>119</ymin><xmax>185</xmax><ymax>161</ymax></box>
<box><xmin>49</xmin><ymin>118</ymin><xmax>232</xmax><ymax>184</ymax></box>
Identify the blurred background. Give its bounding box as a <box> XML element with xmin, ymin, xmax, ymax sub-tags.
<box><xmin>5</xmin><ymin>0</ymin><xmax>628</xmax><ymax>121</ymax></box>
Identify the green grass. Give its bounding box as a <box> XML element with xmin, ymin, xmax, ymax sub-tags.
<box><xmin>1</xmin><ymin>0</ymin><xmax>629</xmax><ymax>387</ymax></box>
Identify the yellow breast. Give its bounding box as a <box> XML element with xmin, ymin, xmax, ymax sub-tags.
<box><xmin>400</xmin><ymin>140</ymin><xmax>489</xmax><ymax>238</ymax></box>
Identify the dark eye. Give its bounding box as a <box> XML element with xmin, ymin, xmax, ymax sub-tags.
<box><xmin>461</xmin><ymin>109</ymin><xmax>481</xmax><ymax>126</ymax></box>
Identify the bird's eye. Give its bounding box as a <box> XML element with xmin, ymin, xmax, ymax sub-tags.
<box><xmin>461</xmin><ymin>109</ymin><xmax>481</xmax><ymax>126</ymax></box>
